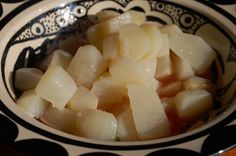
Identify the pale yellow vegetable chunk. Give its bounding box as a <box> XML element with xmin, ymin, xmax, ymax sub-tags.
<box><xmin>183</xmin><ymin>76</ymin><xmax>215</xmax><ymax>94</ymax></box>
<box><xmin>116</xmin><ymin>106</ymin><xmax>139</xmax><ymax>141</ymax></box>
<box><xmin>161</xmin><ymin>97</ymin><xmax>176</xmax><ymax>112</ymax></box>
<box><xmin>119</xmin><ymin>23</ymin><xmax>150</xmax><ymax>60</ymax></box>
<box><xmin>157</xmin><ymin>33</ymin><xmax>170</xmax><ymax>57</ymax></box>
<box><xmin>76</xmin><ymin>109</ymin><xmax>117</xmax><ymax>141</ymax></box>
<box><xmin>96</xmin><ymin>10</ymin><xmax>120</xmax><ymax>22</ymax></box>
<box><xmin>175</xmin><ymin>89</ymin><xmax>213</xmax><ymax>121</ymax></box>
<box><xmin>138</xmin><ymin>57</ymin><xmax>157</xmax><ymax>77</ymax></box>
<box><xmin>169</xmin><ymin>33</ymin><xmax>217</xmax><ymax>73</ymax></box>
<box><xmin>171</xmin><ymin>53</ymin><xmax>194</xmax><ymax>80</ymax></box>
<box><xmin>91</xmin><ymin>74</ymin><xmax>127</xmax><ymax>110</ymax></box>
<box><xmin>160</xmin><ymin>24</ymin><xmax>183</xmax><ymax>38</ymax></box>
<box><xmin>14</xmin><ymin>68</ymin><xmax>43</xmax><ymax>91</ymax></box>
<box><xmin>41</xmin><ymin>49</ymin><xmax>73</xmax><ymax>70</ymax></box>
<box><xmin>67</xmin><ymin>86</ymin><xmax>98</xmax><ymax>112</ymax></box>
<box><xmin>110</xmin><ymin>57</ymin><xmax>159</xmax><ymax>90</ymax></box>
<box><xmin>141</xmin><ymin>24</ymin><xmax>163</xmax><ymax>58</ymax></box>
<box><xmin>86</xmin><ymin>10</ymin><xmax>146</xmax><ymax>45</ymax></box>
<box><xmin>86</xmin><ymin>25</ymin><xmax>101</xmax><ymax>48</ymax></box>
<box><xmin>127</xmin><ymin>84</ymin><xmax>170</xmax><ymax>140</ymax></box>
<box><xmin>35</xmin><ymin>66</ymin><xmax>77</xmax><ymax>110</ymax></box>
<box><xmin>155</xmin><ymin>55</ymin><xmax>174</xmax><ymax>81</ymax></box>
<box><xmin>103</xmin><ymin>33</ymin><xmax>120</xmax><ymax>60</ymax></box>
<box><xmin>67</xmin><ymin>45</ymin><xmax>108</xmax><ymax>88</ymax></box>
<box><xmin>159</xmin><ymin>81</ymin><xmax>182</xmax><ymax>97</ymax></box>
<box><xmin>40</xmin><ymin>106</ymin><xmax>77</xmax><ymax>133</ymax></box>
<box><xmin>17</xmin><ymin>89</ymin><xmax>49</xmax><ymax>118</ymax></box>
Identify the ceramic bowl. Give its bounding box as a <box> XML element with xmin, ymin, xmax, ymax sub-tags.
<box><xmin>0</xmin><ymin>0</ymin><xmax>235</xmax><ymax>155</ymax></box>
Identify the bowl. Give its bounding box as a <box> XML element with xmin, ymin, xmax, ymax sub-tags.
<box><xmin>0</xmin><ymin>0</ymin><xmax>236</xmax><ymax>155</ymax></box>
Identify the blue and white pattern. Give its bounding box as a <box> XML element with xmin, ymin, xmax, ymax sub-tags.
<box><xmin>0</xmin><ymin>0</ymin><xmax>235</xmax><ymax>155</ymax></box>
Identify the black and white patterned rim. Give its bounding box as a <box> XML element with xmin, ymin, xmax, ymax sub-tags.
<box><xmin>206</xmin><ymin>0</ymin><xmax>236</xmax><ymax>5</ymax></box>
<box><xmin>0</xmin><ymin>0</ymin><xmax>235</xmax><ymax>154</ymax></box>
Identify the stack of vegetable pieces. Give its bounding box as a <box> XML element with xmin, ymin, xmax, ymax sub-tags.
<box><xmin>15</xmin><ymin>10</ymin><xmax>217</xmax><ymax>141</ymax></box>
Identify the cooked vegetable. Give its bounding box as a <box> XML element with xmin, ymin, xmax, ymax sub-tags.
<box><xmin>103</xmin><ymin>33</ymin><xmax>120</xmax><ymax>60</ymax></box>
<box><xmin>138</xmin><ymin>57</ymin><xmax>157</xmax><ymax>77</ymax></box>
<box><xmin>86</xmin><ymin>10</ymin><xmax>146</xmax><ymax>46</ymax></box>
<box><xmin>96</xmin><ymin>10</ymin><xmax>120</xmax><ymax>22</ymax></box>
<box><xmin>119</xmin><ymin>23</ymin><xmax>150</xmax><ymax>60</ymax></box>
<box><xmin>141</xmin><ymin>24</ymin><xmax>163</xmax><ymax>58</ymax></box>
<box><xmin>17</xmin><ymin>89</ymin><xmax>49</xmax><ymax>118</ymax></box>
<box><xmin>175</xmin><ymin>89</ymin><xmax>213</xmax><ymax>121</ymax></box>
<box><xmin>109</xmin><ymin>57</ymin><xmax>159</xmax><ymax>90</ymax></box>
<box><xmin>116</xmin><ymin>106</ymin><xmax>139</xmax><ymax>141</ymax></box>
<box><xmin>35</xmin><ymin>66</ymin><xmax>77</xmax><ymax>110</ymax></box>
<box><xmin>155</xmin><ymin>55</ymin><xmax>174</xmax><ymax>81</ymax></box>
<box><xmin>41</xmin><ymin>49</ymin><xmax>72</xmax><ymax>70</ymax></box>
<box><xmin>40</xmin><ymin>106</ymin><xmax>77</xmax><ymax>133</ymax></box>
<box><xmin>183</xmin><ymin>76</ymin><xmax>215</xmax><ymax>95</ymax></box>
<box><xmin>159</xmin><ymin>81</ymin><xmax>182</xmax><ymax>97</ymax></box>
<box><xmin>76</xmin><ymin>109</ymin><xmax>117</xmax><ymax>140</ymax></box>
<box><xmin>91</xmin><ymin>73</ymin><xmax>127</xmax><ymax>110</ymax></box>
<box><xmin>171</xmin><ymin>52</ymin><xmax>194</xmax><ymax>80</ymax></box>
<box><xmin>169</xmin><ymin>32</ymin><xmax>217</xmax><ymax>73</ymax></box>
<box><xmin>160</xmin><ymin>24</ymin><xmax>182</xmax><ymax>38</ymax></box>
<box><xmin>67</xmin><ymin>45</ymin><xmax>108</xmax><ymax>88</ymax></box>
<box><xmin>14</xmin><ymin>68</ymin><xmax>43</xmax><ymax>91</ymax></box>
<box><xmin>15</xmin><ymin>10</ymin><xmax>218</xmax><ymax>141</ymax></box>
<box><xmin>158</xmin><ymin>33</ymin><xmax>170</xmax><ymax>57</ymax></box>
<box><xmin>127</xmin><ymin>84</ymin><xmax>170</xmax><ymax>139</ymax></box>
<box><xmin>67</xmin><ymin>86</ymin><xmax>98</xmax><ymax>111</ymax></box>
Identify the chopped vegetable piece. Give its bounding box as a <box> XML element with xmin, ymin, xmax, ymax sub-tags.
<box><xmin>169</xmin><ymin>33</ymin><xmax>217</xmax><ymax>73</ymax></box>
<box><xmin>76</xmin><ymin>109</ymin><xmax>117</xmax><ymax>141</ymax></box>
<box><xmin>155</xmin><ymin>55</ymin><xmax>174</xmax><ymax>81</ymax></box>
<box><xmin>96</xmin><ymin>10</ymin><xmax>120</xmax><ymax>22</ymax></box>
<box><xmin>14</xmin><ymin>68</ymin><xmax>43</xmax><ymax>91</ymax></box>
<box><xmin>86</xmin><ymin>10</ymin><xmax>146</xmax><ymax>45</ymax></box>
<box><xmin>119</xmin><ymin>23</ymin><xmax>150</xmax><ymax>60</ymax></box>
<box><xmin>41</xmin><ymin>106</ymin><xmax>77</xmax><ymax>133</ymax></box>
<box><xmin>67</xmin><ymin>45</ymin><xmax>108</xmax><ymax>88</ymax></box>
<box><xmin>103</xmin><ymin>33</ymin><xmax>120</xmax><ymax>60</ymax></box>
<box><xmin>110</xmin><ymin>57</ymin><xmax>159</xmax><ymax>90</ymax></box>
<box><xmin>67</xmin><ymin>86</ymin><xmax>98</xmax><ymax>112</ymax></box>
<box><xmin>171</xmin><ymin>52</ymin><xmax>194</xmax><ymax>80</ymax></box>
<box><xmin>91</xmin><ymin>74</ymin><xmax>127</xmax><ymax>110</ymax></box>
<box><xmin>116</xmin><ymin>106</ymin><xmax>139</xmax><ymax>141</ymax></box>
<box><xmin>141</xmin><ymin>24</ymin><xmax>163</xmax><ymax>58</ymax></box>
<box><xmin>127</xmin><ymin>84</ymin><xmax>170</xmax><ymax>139</ymax></box>
<box><xmin>35</xmin><ymin>66</ymin><xmax>77</xmax><ymax>110</ymax></box>
<box><xmin>17</xmin><ymin>89</ymin><xmax>49</xmax><ymax>118</ymax></box>
<box><xmin>175</xmin><ymin>89</ymin><xmax>213</xmax><ymax>121</ymax></box>
<box><xmin>41</xmin><ymin>49</ymin><xmax>72</xmax><ymax>70</ymax></box>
